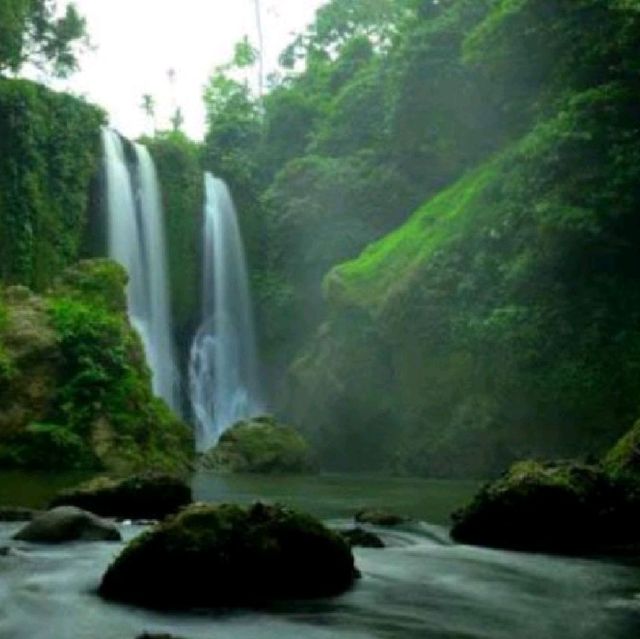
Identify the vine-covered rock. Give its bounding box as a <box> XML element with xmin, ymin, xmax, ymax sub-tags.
<box><xmin>200</xmin><ymin>416</ymin><xmax>314</xmax><ymax>474</ymax></box>
<box><xmin>50</xmin><ymin>474</ymin><xmax>192</xmax><ymax>520</ymax></box>
<box><xmin>99</xmin><ymin>502</ymin><xmax>358</xmax><ymax>609</ymax></box>
<box><xmin>0</xmin><ymin>259</ymin><xmax>193</xmax><ymax>473</ymax></box>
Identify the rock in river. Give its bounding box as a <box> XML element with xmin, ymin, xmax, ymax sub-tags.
<box><xmin>99</xmin><ymin>502</ymin><xmax>358</xmax><ymax>609</ymax></box>
<box><xmin>13</xmin><ymin>506</ymin><xmax>121</xmax><ymax>543</ymax></box>
<box><xmin>450</xmin><ymin>460</ymin><xmax>639</xmax><ymax>554</ymax></box>
<box><xmin>200</xmin><ymin>416</ymin><xmax>314</xmax><ymax>474</ymax></box>
<box><xmin>49</xmin><ymin>473</ymin><xmax>191</xmax><ymax>520</ymax></box>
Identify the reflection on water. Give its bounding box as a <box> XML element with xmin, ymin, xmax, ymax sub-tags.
<box><xmin>0</xmin><ymin>472</ymin><xmax>639</xmax><ymax>639</ymax></box>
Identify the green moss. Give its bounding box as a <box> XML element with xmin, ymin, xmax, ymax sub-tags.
<box><xmin>325</xmin><ymin>155</ymin><xmax>503</xmax><ymax>310</ymax></box>
<box><xmin>99</xmin><ymin>502</ymin><xmax>356</xmax><ymax>609</ymax></box>
<box><xmin>0</xmin><ymin>78</ymin><xmax>105</xmax><ymax>288</ymax></box>
<box><xmin>603</xmin><ymin>419</ymin><xmax>640</xmax><ymax>482</ymax></box>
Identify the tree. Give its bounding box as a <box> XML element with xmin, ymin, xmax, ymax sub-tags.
<box><xmin>0</xmin><ymin>0</ymin><xmax>87</xmax><ymax>78</ymax></box>
<box><xmin>140</xmin><ymin>93</ymin><xmax>156</xmax><ymax>133</ymax></box>
<box><xmin>279</xmin><ymin>0</ymin><xmax>413</xmax><ymax>68</ymax></box>
<box><xmin>170</xmin><ymin>106</ymin><xmax>184</xmax><ymax>132</ymax></box>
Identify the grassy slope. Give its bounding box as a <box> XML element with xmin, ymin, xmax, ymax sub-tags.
<box><xmin>324</xmin><ymin>155</ymin><xmax>504</xmax><ymax>312</ymax></box>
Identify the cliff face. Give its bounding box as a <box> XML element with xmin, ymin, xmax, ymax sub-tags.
<box><xmin>0</xmin><ymin>260</ymin><xmax>193</xmax><ymax>473</ymax></box>
<box><xmin>286</xmin><ymin>85</ymin><xmax>640</xmax><ymax>477</ymax></box>
<box><xmin>0</xmin><ymin>78</ymin><xmax>105</xmax><ymax>289</ymax></box>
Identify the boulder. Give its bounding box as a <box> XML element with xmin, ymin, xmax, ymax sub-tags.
<box><xmin>99</xmin><ymin>502</ymin><xmax>358</xmax><ymax>609</ymax></box>
<box><xmin>450</xmin><ymin>460</ymin><xmax>637</xmax><ymax>553</ymax></box>
<box><xmin>13</xmin><ymin>506</ymin><xmax>121</xmax><ymax>543</ymax></box>
<box><xmin>354</xmin><ymin>509</ymin><xmax>408</xmax><ymax>527</ymax></box>
<box><xmin>200</xmin><ymin>416</ymin><xmax>314</xmax><ymax>474</ymax></box>
<box><xmin>0</xmin><ymin>507</ymin><xmax>40</xmax><ymax>522</ymax></box>
<box><xmin>340</xmin><ymin>527</ymin><xmax>385</xmax><ymax>548</ymax></box>
<box><xmin>50</xmin><ymin>474</ymin><xmax>191</xmax><ymax>520</ymax></box>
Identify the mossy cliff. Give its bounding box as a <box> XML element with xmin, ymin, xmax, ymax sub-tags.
<box><xmin>285</xmin><ymin>84</ymin><xmax>640</xmax><ymax>476</ymax></box>
<box><xmin>0</xmin><ymin>259</ymin><xmax>193</xmax><ymax>473</ymax></box>
<box><xmin>0</xmin><ymin>78</ymin><xmax>105</xmax><ymax>289</ymax></box>
<box><xmin>144</xmin><ymin>132</ymin><xmax>203</xmax><ymax>343</ymax></box>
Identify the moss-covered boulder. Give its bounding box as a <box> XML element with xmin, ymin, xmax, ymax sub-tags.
<box><xmin>0</xmin><ymin>259</ymin><xmax>193</xmax><ymax>473</ymax></box>
<box><xmin>200</xmin><ymin>416</ymin><xmax>314</xmax><ymax>474</ymax></box>
<box><xmin>99</xmin><ymin>502</ymin><xmax>358</xmax><ymax>609</ymax></box>
<box><xmin>49</xmin><ymin>474</ymin><xmax>192</xmax><ymax>520</ymax></box>
<box><xmin>450</xmin><ymin>460</ymin><xmax>638</xmax><ymax>553</ymax></box>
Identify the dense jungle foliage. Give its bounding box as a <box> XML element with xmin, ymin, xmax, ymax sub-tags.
<box><xmin>1</xmin><ymin>0</ymin><xmax>640</xmax><ymax>477</ymax></box>
<box><xmin>198</xmin><ymin>0</ymin><xmax>640</xmax><ymax>475</ymax></box>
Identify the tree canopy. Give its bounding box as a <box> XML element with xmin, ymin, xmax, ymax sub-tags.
<box><xmin>0</xmin><ymin>0</ymin><xmax>86</xmax><ymax>78</ymax></box>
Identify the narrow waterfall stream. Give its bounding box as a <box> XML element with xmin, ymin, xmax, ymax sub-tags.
<box><xmin>101</xmin><ymin>128</ymin><xmax>180</xmax><ymax>411</ymax></box>
<box><xmin>189</xmin><ymin>173</ymin><xmax>263</xmax><ymax>451</ymax></box>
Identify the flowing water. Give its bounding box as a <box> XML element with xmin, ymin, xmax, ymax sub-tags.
<box><xmin>0</xmin><ymin>472</ymin><xmax>639</xmax><ymax>639</ymax></box>
<box><xmin>189</xmin><ymin>174</ymin><xmax>263</xmax><ymax>451</ymax></box>
<box><xmin>102</xmin><ymin>128</ymin><xmax>179</xmax><ymax>411</ymax></box>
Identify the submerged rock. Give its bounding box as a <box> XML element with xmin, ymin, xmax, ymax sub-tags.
<box><xmin>13</xmin><ymin>506</ymin><xmax>121</xmax><ymax>543</ymax></box>
<box><xmin>451</xmin><ymin>460</ymin><xmax>638</xmax><ymax>553</ymax></box>
<box><xmin>355</xmin><ymin>509</ymin><xmax>408</xmax><ymax>527</ymax></box>
<box><xmin>50</xmin><ymin>474</ymin><xmax>191</xmax><ymax>520</ymax></box>
<box><xmin>340</xmin><ymin>527</ymin><xmax>385</xmax><ymax>548</ymax></box>
<box><xmin>200</xmin><ymin>416</ymin><xmax>314</xmax><ymax>474</ymax></box>
<box><xmin>99</xmin><ymin>502</ymin><xmax>357</xmax><ymax>609</ymax></box>
<box><xmin>0</xmin><ymin>507</ymin><xmax>40</xmax><ymax>522</ymax></box>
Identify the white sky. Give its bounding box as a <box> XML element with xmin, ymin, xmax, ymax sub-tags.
<box><xmin>40</xmin><ymin>1</ymin><xmax>327</xmax><ymax>140</ymax></box>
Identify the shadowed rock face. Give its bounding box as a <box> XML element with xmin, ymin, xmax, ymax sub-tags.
<box><xmin>99</xmin><ymin>502</ymin><xmax>358</xmax><ymax>610</ymax></box>
<box><xmin>13</xmin><ymin>506</ymin><xmax>121</xmax><ymax>543</ymax></box>
<box><xmin>49</xmin><ymin>474</ymin><xmax>192</xmax><ymax>520</ymax></box>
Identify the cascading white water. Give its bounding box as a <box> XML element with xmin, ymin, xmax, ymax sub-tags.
<box><xmin>189</xmin><ymin>173</ymin><xmax>263</xmax><ymax>451</ymax></box>
<box><xmin>101</xmin><ymin>127</ymin><xmax>180</xmax><ymax>411</ymax></box>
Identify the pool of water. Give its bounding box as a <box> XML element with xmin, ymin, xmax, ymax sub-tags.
<box><xmin>0</xmin><ymin>471</ymin><xmax>638</xmax><ymax>639</ymax></box>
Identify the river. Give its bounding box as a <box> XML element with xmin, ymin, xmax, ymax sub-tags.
<box><xmin>0</xmin><ymin>471</ymin><xmax>638</xmax><ymax>638</ymax></box>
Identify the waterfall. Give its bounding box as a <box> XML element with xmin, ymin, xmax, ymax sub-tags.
<box><xmin>101</xmin><ymin>127</ymin><xmax>180</xmax><ymax>412</ymax></box>
<box><xmin>189</xmin><ymin>173</ymin><xmax>263</xmax><ymax>451</ymax></box>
